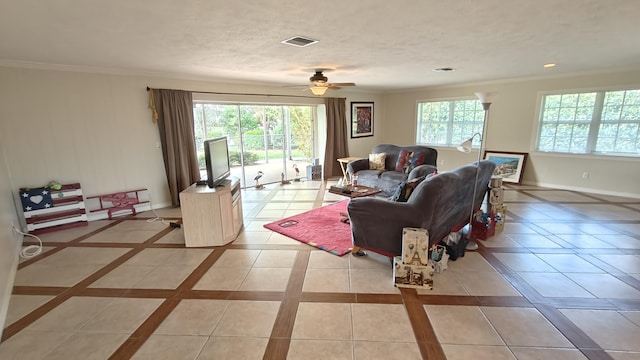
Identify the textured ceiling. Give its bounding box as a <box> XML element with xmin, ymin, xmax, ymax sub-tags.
<box><xmin>1</xmin><ymin>0</ymin><xmax>640</xmax><ymax>91</ymax></box>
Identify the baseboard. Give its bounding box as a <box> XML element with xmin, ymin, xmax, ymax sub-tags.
<box><xmin>521</xmin><ymin>181</ymin><xmax>640</xmax><ymax>199</ymax></box>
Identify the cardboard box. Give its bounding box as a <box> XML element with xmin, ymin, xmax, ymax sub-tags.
<box><xmin>401</xmin><ymin>227</ymin><xmax>430</xmax><ymax>265</ymax></box>
<box><xmin>393</xmin><ymin>256</ymin><xmax>434</xmax><ymax>290</ymax></box>
<box><xmin>306</xmin><ymin>165</ymin><xmax>322</xmax><ymax>180</ymax></box>
<box><xmin>493</xmin><ymin>205</ymin><xmax>507</xmax><ymax>231</ymax></box>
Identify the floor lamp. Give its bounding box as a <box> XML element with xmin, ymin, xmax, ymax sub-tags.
<box><xmin>457</xmin><ymin>92</ymin><xmax>494</xmax><ymax>250</ymax></box>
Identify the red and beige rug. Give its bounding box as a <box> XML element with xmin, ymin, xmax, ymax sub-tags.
<box><xmin>264</xmin><ymin>200</ymin><xmax>353</xmax><ymax>256</ymax></box>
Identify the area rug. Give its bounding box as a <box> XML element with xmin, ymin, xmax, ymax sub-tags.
<box><xmin>263</xmin><ymin>200</ymin><xmax>352</xmax><ymax>256</ymax></box>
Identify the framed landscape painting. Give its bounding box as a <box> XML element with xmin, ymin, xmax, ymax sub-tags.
<box><xmin>351</xmin><ymin>102</ymin><xmax>374</xmax><ymax>138</ymax></box>
<box><xmin>483</xmin><ymin>151</ymin><xmax>528</xmax><ymax>184</ymax></box>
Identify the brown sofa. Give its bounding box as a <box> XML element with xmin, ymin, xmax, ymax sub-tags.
<box><xmin>346</xmin><ymin>144</ymin><xmax>438</xmax><ymax>198</ymax></box>
<box><xmin>347</xmin><ymin>160</ymin><xmax>496</xmax><ymax>257</ymax></box>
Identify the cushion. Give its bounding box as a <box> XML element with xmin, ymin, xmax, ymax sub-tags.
<box><xmin>395</xmin><ymin>150</ymin><xmax>426</xmax><ymax>173</ymax></box>
<box><xmin>391</xmin><ymin>176</ymin><xmax>426</xmax><ymax>202</ymax></box>
<box><xmin>369</xmin><ymin>153</ymin><xmax>386</xmax><ymax>170</ymax></box>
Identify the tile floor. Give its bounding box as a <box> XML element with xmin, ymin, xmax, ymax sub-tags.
<box><xmin>1</xmin><ymin>180</ymin><xmax>639</xmax><ymax>359</ymax></box>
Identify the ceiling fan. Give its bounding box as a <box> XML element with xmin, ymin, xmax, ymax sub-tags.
<box><xmin>306</xmin><ymin>70</ymin><xmax>356</xmax><ymax>95</ymax></box>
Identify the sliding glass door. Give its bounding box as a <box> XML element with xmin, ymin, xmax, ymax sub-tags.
<box><xmin>193</xmin><ymin>103</ymin><xmax>316</xmax><ymax>188</ymax></box>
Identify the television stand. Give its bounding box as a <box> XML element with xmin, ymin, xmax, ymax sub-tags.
<box><xmin>179</xmin><ymin>177</ymin><xmax>243</xmax><ymax>247</ymax></box>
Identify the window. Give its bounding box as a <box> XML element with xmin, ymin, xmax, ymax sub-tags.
<box><xmin>416</xmin><ymin>99</ymin><xmax>485</xmax><ymax>147</ymax></box>
<box><xmin>537</xmin><ymin>89</ymin><xmax>640</xmax><ymax>156</ymax></box>
<box><xmin>192</xmin><ymin>102</ymin><xmax>317</xmax><ymax>187</ymax></box>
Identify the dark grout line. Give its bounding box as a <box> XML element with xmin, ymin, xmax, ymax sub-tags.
<box><xmin>544</xmin><ymin>297</ymin><xmax>619</xmax><ymax>310</ymax></box>
<box><xmin>175</xmin><ymin>246</ymin><xmax>227</xmax><ymax>290</ymax></box>
<box><xmin>534</xmin><ymin>303</ymin><xmax>614</xmax><ymax>359</ymax></box>
<box><xmin>5</xmin><ymin>182</ymin><xmax>639</xmax><ymax>359</ymax></box>
<box><xmin>18</xmin><ymin>219</ymin><xmax>127</xmax><ymax>269</ymax></box>
<box><xmin>579</xmin><ymin>254</ymin><xmax>640</xmax><ymax>292</ymax></box>
<box><xmin>400</xmin><ymin>288</ymin><xmax>447</xmax><ymax>360</ymax></box>
<box><xmin>300</xmin><ymin>292</ymin><xmax>357</xmax><ymax>303</ymax></box>
<box><xmin>108</xmin><ymin>297</ymin><xmax>182</xmax><ymax>360</ymax></box>
<box><xmin>609</xmin><ymin>299</ymin><xmax>640</xmax><ymax>311</ymax></box>
<box><xmin>355</xmin><ymin>293</ymin><xmax>404</xmax><ymax>304</ymax></box>
<box><xmin>263</xmin><ymin>250</ymin><xmax>310</xmax><ymax>358</ymax></box>
<box><xmin>1</xmin><ymin>291</ymin><xmax>74</xmax><ymax>342</ymax></box>
<box><xmin>4</xmin><ymin>225</ymin><xmax>173</xmax><ymax>343</ymax></box>
<box><xmin>16</xmin><ymin>246</ymin><xmax>66</xmax><ymax>269</ymax></box>
<box><xmin>105</xmin><ymin>246</ymin><xmax>230</xmax><ymax>359</ymax></box>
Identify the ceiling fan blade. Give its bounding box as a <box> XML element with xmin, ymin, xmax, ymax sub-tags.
<box><xmin>328</xmin><ymin>82</ymin><xmax>356</xmax><ymax>87</ymax></box>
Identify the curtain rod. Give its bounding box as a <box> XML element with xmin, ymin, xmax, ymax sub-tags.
<box><xmin>146</xmin><ymin>86</ymin><xmax>324</xmax><ymax>100</ymax></box>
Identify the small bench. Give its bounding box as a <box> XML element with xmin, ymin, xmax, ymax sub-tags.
<box><xmin>86</xmin><ymin>189</ymin><xmax>150</xmax><ymax>220</ymax></box>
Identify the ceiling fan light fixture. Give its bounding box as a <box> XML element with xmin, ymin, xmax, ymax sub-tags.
<box><xmin>309</xmin><ymin>70</ymin><xmax>329</xmax><ymax>84</ymax></box>
<box><xmin>309</xmin><ymin>86</ymin><xmax>328</xmax><ymax>96</ymax></box>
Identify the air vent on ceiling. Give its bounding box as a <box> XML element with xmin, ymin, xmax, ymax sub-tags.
<box><xmin>281</xmin><ymin>36</ymin><xmax>318</xmax><ymax>47</ymax></box>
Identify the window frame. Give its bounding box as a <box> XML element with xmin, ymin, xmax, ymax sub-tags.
<box><xmin>535</xmin><ymin>87</ymin><xmax>640</xmax><ymax>158</ymax></box>
<box><xmin>415</xmin><ymin>97</ymin><xmax>486</xmax><ymax>149</ymax></box>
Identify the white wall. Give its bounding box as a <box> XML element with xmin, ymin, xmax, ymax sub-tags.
<box><xmin>0</xmin><ymin>68</ymin><xmax>170</xmax><ymax>206</ymax></box>
<box><xmin>0</xmin><ymin>135</ymin><xmax>21</xmax><ymax>340</ymax></box>
<box><xmin>1</xmin><ymin>65</ymin><xmax>638</xmax><ymax>333</ymax></box>
<box><xmin>0</xmin><ymin>67</ymin><xmax>382</xmax><ymax>205</ymax></box>
<box><xmin>381</xmin><ymin>69</ymin><xmax>640</xmax><ymax>197</ymax></box>
<box><xmin>0</xmin><ymin>66</ymin><xmax>384</xmax><ymax>332</ymax></box>
<box><xmin>343</xmin><ymin>93</ymin><xmax>385</xmax><ymax>159</ymax></box>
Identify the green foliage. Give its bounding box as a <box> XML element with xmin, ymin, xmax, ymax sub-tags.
<box><xmin>229</xmin><ymin>150</ymin><xmax>259</xmax><ymax>166</ymax></box>
<box><xmin>193</xmin><ymin>102</ymin><xmax>316</xmax><ymax>167</ymax></box>
<box><xmin>289</xmin><ymin>106</ymin><xmax>312</xmax><ymax>159</ymax></box>
<box><xmin>243</xmin><ymin>130</ymin><xmax>266</xmax><ymax>150</ymax></box>
<box><xmin>198</xmin><ymin>153</ymin><xmax>206</xmax><ymax>169</ymax></box>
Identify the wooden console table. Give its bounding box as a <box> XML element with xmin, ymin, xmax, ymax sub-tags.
<box><xmin>179</xmin><ymin>177</ymin><xmax>243</xmax><ymax>247</ymax></box>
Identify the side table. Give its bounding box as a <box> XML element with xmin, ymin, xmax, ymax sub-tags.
<box><xmin>336</xmin><ymin>157</ymin><xmax>362</xmax><ymax>185</ymax></box>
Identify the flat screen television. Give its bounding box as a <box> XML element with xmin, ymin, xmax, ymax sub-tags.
<box><xmin>204</xmin><ymin>137</ymin><xmax>231</xmax><ymax>188</ymax></box>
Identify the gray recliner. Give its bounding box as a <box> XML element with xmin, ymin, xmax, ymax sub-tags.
<box><xmin>347</xmin><ymin>160</ymin><xmax>496</xmax><ymax>257</ymax></box>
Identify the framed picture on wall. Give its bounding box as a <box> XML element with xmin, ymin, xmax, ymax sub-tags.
<box><xmin>483</xmin><ymin>151</ymin><xmax>528</xmax><ymax>184</ymax></box>
<box><xmin>351</xmin><ymin>102</ymin><xmax>374</xmax><ymax>138</ymax></box>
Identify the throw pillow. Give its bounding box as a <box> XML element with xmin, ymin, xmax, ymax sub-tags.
<box><xmin>394</xmin><ymin>150</ymin><xmax>426</xmax><ymax>174</ymax></box>
<box><xmin>391</xmin><ymin>176</ymin><xmax>426</xmax><ymax>202</ymax></box>
<box><xmin>369</xmin><ymin>153</ymin><xmax>386</xmax><ymax>170</ymax></box>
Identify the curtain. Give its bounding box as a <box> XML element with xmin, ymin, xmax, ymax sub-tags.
<box><xmin>323</xmin><ymin>97</ymin><xmax>349</xmax><ymax>179</ymax></box>
<box><xmin>150</xmin><ymin>89</ymin><xmax>200</xmax><ymax>206</ymax></box>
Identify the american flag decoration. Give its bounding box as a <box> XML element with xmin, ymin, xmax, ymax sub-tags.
<box><xmin>20</xmin><ymin>187</ymin><xmax>54</xmax><ymax>211</ymax></box>
<box><xmin>19</xmin><ymin>183</ymin><xmax>88</xmax><ymax>234</ymax></box>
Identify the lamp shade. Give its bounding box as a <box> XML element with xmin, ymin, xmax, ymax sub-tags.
<box><xmin>309</xmin><ymin>86</ymin><xmax>328</xmax><ymax>96</ymax></box>
<box><xmin>456</xmin><ymin>132</ymin><xmax>481</xmax><ymax>153</ymax></box>
<box><xmin>475</xmin><ymin>92</ymin><xmax>496</xmax><ymax>104</ymax></box>
<box><xmin>457</xmin><ymin>138</ymin><xmax>473</xmax><ymax>153</ymax></box>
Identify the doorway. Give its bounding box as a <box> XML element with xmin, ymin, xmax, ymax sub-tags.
<box><xmin>193</xmin><ymin>103</ymin><xmax>317</xmax><ymax>188</ymax></box>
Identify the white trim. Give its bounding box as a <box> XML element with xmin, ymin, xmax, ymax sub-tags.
<box><xmin>530</xmin><ymin>151</ymin><xmax>640</xmax><ymax>162</ymax></box>
<box><xmin>193</xmin><ymin>93</ymin><xmax>324</xmax><ymax>106</ymax></box>
<box><xmin>533</xmin><ymin>88</ymin><xmax>640</xmax><ymax>156</ymax></box>
<box><xmin>522</xmin><ymin>181</ymin><xmax>640</xmax><ymax>199</ymax></box>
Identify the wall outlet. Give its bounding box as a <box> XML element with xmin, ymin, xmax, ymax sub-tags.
<box><xmin>582</xmin><ymin>171</ymin><xmax>589</xmax><ymax>179</ymax></box>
